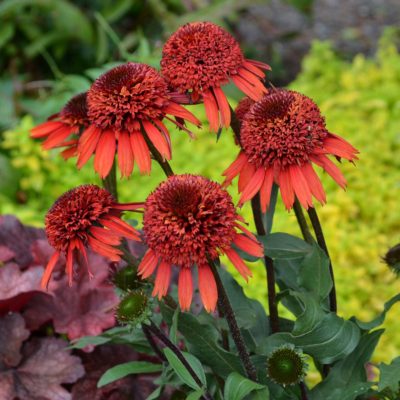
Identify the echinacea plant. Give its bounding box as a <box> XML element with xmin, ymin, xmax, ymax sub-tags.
<box><xmin>26</xmin><ymin>21</ymin><xmax>400</xmax><ymax>400</ymax></box>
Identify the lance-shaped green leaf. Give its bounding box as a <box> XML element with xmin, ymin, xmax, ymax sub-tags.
<box><xmin>258</xmin><ymin>233</ymin><xmax>312</xmax><ymax>260</ymax></box>
<box><xmin>224</xmin><ymin>372</ymin><xmax>269</xmax><ymax>400</ymax></box>
<box><xmin>378</xmin><ymin>356</ymin><xmax>400</xmax><ymax>393</ymax></box>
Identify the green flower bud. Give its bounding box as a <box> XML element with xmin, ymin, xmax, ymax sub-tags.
<box><xmin>113</xmin><ymin>266</ymin><xmax>142</xmax><ymax>291</ymax></box>
<box><xmin>116</xmin><ymin>290</ymin><xmax>152</xmax><ymax>326</ymax></box>
<box><xmin>266</xmin><ymin>344</ymin><xmax>308</xmax><ymax>387</ymax></box>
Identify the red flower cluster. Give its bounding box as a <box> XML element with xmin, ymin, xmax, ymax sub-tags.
<box><xmin>161</xmin><ymin>22</ymin><xmax>270</xmax><ymax>132</ymax></box>
<box><xmin>138</xmin><ymin>175</ymin><xmax>263</xmax><ymax>312</ymax></box>
<box><xmin>43</xmin><ymin>185</ymin><xmax>142</xmax><ymax>287</ymax></box>
<box><xmin>224</xmin><ymin>90</ymin><xmax>359</xmax><ymax>210</ymax></box>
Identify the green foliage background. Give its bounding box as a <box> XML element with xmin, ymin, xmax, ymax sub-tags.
<box><xmin>1</xmin><ymin>30</ymin><xmax>400</xmax><ymax>372</ymax></box>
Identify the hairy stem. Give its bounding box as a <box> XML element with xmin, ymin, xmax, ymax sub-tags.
<box><xmin>208</xmin><ymin>259</ymin><xmax>258</xmax><ymax>382</ymax></box>
<box><xmin>147</xmin><ymin>322</ymin><xmax>212</xmax><ymax>400</ymax></box>
<box><xmin>307</xmin><ymin>207</ymin><xmax>337</xmax><ymax>312</ymax></box>
<box><xmin>251</xmin><ymin>194</ymin><xmax>280</xmax><ymax>333</ymax></box>
<box><xmin>293</xmin><ymin>200</ymin><xmax>313</xmax><ymax>244</ymax></box>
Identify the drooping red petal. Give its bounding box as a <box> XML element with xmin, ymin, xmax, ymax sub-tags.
<box><xmin>31</xmin><ymin>121</ymin><xmax>65</xmax><ymax>138</ymax></box>
<box><xmin>66</xmin><ymin>245</ymin><xmax>74</xmax><ymax>287</ymax></box>
<box><xmin>89</xmin><ymin>226</ymin><xmax>121</xmax><ymax>246</ymax></box>
<box><xmin>117</xmin><ymin>131</ymin><xmax>134</xmax><ymax>177</ymax></box>
<box><xmin>323</xmin><ymin>134</ymin><xmax>359</xmax><ymax>161</ymax></box>
<box><xmin>222</xmin><ymin>152</ymin><xmax>247</xmax><ymax>187</ymax></box>
<box><xmin>138</xmin><ymin>249</ymin><xmax>158</xmax><ymax>278</ymax></box>
<box><xmin>247</xmin><ymin>59</ymin><xmax>272</xmax><ymax>71</ymax></box>
<box><xmin>289</xmin><ymin>165</ymin><xmax>313</xmax><ymax>209</ymax></box>
<box><xmin>178</xmin><ymin>267</ymin><xmax>193</xmax><ymax>311</ymax></box>
<box><xmin>198</xmin><ymin>264</ymin><xmax>218</xmax><ymax>313</ymax></box>
<box><xmin>77</xmin><ymin>125</ymin><xmax>102</xmax><ymax>169</ymax></box>
<box><xmin>231</xmin><ymin>74</ymin><xmax>264</xmax><ymax>101</ymax></box>
<box><xmin>203</xmin><ymin>89</ymin><xmax>220</xmax><ymax>132</ymax></box>
<box><xmin>224</xmin><ymin>248</ymin><xmax>252</xmax><ymax>282</ymax></box>
<box><xmin>99</xmin><ymin>215</ymin><xmax>140</xmax><ymax>241</ymax></box>
<box><xmin>42</xmin><ymin>126</ymin><xmax>77</xmax><ymax>150</ymax></box>
<box><xmin>237</xmin><ymin>68</ymin><xmax>268</xmax><ymax>94</ymax></box>
<box><xmin>233</xmin><ymin>234</ymin><xmax>263</xmax><ymax>258</ymax></box>
<box><xmin>259</xmin><ymin>167</ymin><xmax>274</xmax><ymax>213</ymax></box>
<box><xmin>87</xmin><ymin>236</ymin><xmax>122</xmax><ymax>261</ymax></box>
<box><xmin>164</xmin><ymin>102</ymin><xmax>201</xmax><ymax>126</ymax></box>
<box><xmin>238</xmin><ymin>161</ymin><xmax>256</xmax><ymax>192</ymax></box>
<box><xmin>279</xmin><ymin>168</ymin><xmax>295</xmax><ymax>210</ymax></box>
<box><xmin>213</xmin><ymin>86</ymin><xmax>231</xmax><ymax>128</ymax></box>
<box><xmin>142</xmin><ymin>120</ymin><xmax>171</xmax><ymax>160</ymax></box>
<box><xmin>94</xmin><ymin>130</ymin><xmax>116</xmax><ymax>179</ymax></box>
<box><xmin>242</xmin><ymin>60</ymin><xmax>265</xmax><ymax>78</ymax></box>
<box><xmin>301</xmin><ymin>163</ymin><xmax>326</xmax><ymax>205</ymax></box>
<box><xmin>41</xmin><ymin>251</ymin><xmax>60</xmax><ymax>289</ymax></box>
<box><xmin>234</xmin><ymin>222</ymin><xmax>258</xmax><ymax>243</ymax></box>
<box><xmin>239</xmin><ymin>167</ymin><xmax>265</xmax><ymax>206</ymax></box>
<box><xmin>311</xmin><ymin>154</ymin><xmax>347</xmax><ymax>189</ymax></box>
<box><xmin>111</xmin><ymin>202</ymin><xmax>144</xmax><ymax>211</ymax></box>
<box><xmin>60</xmin><ymin>144</ymin><xmax>78</xmax><ymax>160</ymax></box>
<box><xmin>152</xmin><ymin>261</ymin><xmax>172</xmax><ymax>300</ymax></box>
<box><xmin>130</xmin><ymin>131</ymin><xmax>151</xmax><ymax>175</ymax></box>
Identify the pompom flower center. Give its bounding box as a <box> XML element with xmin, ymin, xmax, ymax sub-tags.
<box><xmin>45</xmin><ymin>185</ymin><xmax>114</xmax><ymax>251</ymax></box>
<box><xmin>143</xmin><ymin>175</ymin><xmax>237</xmax><ymax>267</ymax></box>
<box><xmin>59</xmin><ymin>92</ymin><xmax>88</xmax><ymax>126</ymax></box>
<box><xmin>240</xmin><ymin>90</ymin><xmax>328</xmax><ymax>169</ymax></box>
<box><xmin>87</xmin><ymin>63</ymin><xmax>170</xmax><ymax>131</ymax></box>
<box><xmin>161</xmin><ymin>22</ymin><xmax>245</xmax><ymax>93</ymax></box>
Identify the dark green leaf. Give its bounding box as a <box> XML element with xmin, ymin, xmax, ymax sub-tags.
<box><xmin>186</xmin><ymin>390</ymin><xmax>205</xmax><ymax>400</ymax></box>
<box><xmin>378</xmin><ymin>356</ymin><xmax>400</xmax><ymax>393</ymax></box>
<box><xmin>224</xmin><ymin>372</ymin><xmax>268</xmax><ymax>400</ymax></box>
<box><xmin>163</xmin><ymin>348</ymin><xmax>205</xmax><ymax>390</ymax></box>
<box><xmin>259</xmin><ymin>233</ymin><xmax>312</xmax><ymax>259</ymax></box>
<box><xmin>98</xmin><ymin>361</ymin><xmax>162</xmax><ymax>387</ymax></box>
<box><xmin>0</xmin><ymin>23</ymin><xmax>14</xmax><ymax>49</ymax></box>
<box><xmin>170</xmin><ymin>307</ymin><xmax>180</xmax><ymax>345</ymax></box>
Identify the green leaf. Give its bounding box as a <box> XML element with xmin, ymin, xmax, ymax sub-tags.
<box><xmin>98</xmin><ymin>361</ymin><xmax>162</xmax><ymax>387</ymax></box>
<box><xmin>163</xmin><ymin>348</ymin><xmax>205</xmax><ymax>390</ymax></box>
<box><xmin>170</xmin><ymin>307</ymin><xmax>180</xmax><ymax>345</ymax></box>
<box><xmin>310</xmin><ymin>330</ymin><xmax>384</xmax><ymax>400</ymax></box>
<box><xmin>70</xmin><ymin>335</ymin><xmax>111</xmax><ymax>349</ymax></box>
<box><xmin>177</xmin><ymin>312</ymin><xmax>244</xmax><ymax>378</ymax></box>
<box><xmin>0</xmin><ymin>23</ymin><xmax>14</xmax><ymax>49</ymax></box>
<box><xmin>146</xmin><ymin>386</ymin><xmax>162</xmax><ymax>400</ymax></box>
<box><xmin>263</xmin><ymin>183</ymin><xmax>279</xmax><ymax>234</ymax></box>
<box><xmin>259</xmin><ymin>233</ymin><xmax>312</xmax><ymax>259</ymax></box>
<box><xmin>186</xmin><ymin>390</ymin><xmax>205</xmax><ymax>400</ymax></box>
<box><xmin>378</xmin><ymin>356</ymin><xmax>400</xmax><ymax>393</ymax></box>
<box><xmin>353</xmin><ymin>293</ymin><xmax>400</xmax><ymax>331</ymax></box>
<box><xmin>224</xmin><ymin>372</ymin><xmax>269</xmax><ymax>400</ymax></box>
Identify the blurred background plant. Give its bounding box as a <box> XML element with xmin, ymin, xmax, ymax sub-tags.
<box><xmin>1</xmin><ymin>0</ymin><xmax>400</xmax><ymax>378</ymax></box>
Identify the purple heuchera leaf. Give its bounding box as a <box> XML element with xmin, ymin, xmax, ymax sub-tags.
<box><xmin>24</xmin><ymin>251</ymin><xmax>119</xmax><ymax>341</ymax></box>
<box><xmin>0</xmin><ymin>263</ymin><xmax>46</xmax><ymax>316</ymax></box>
<box><xmin>0</xmin><ymin>313</ymin><xmax>84</xmax><ymax>400</ymax></box>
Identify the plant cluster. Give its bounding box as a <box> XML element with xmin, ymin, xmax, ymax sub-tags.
<box><xmin>2</xmin><ymin>21</ymin><xmax>400</xmax><ymax>400</ymax></box>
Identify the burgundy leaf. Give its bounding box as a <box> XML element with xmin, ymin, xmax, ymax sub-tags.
<box><xmin>0</xmin><ymin>245</ymin><xmax>15</xmax><ymax>263</ymax></box>
<box><xmin>0</xmin><ymin>313</ymin><xmax>29</xmax><ymax>368</ymax></box>
<box><xmin>0</xmin><ymin>263</ymin><xmax>46</xmax><ymax>316</ymax></box>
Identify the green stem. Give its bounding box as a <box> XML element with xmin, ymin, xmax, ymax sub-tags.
<box><xmin>208</xmin><ymin>259</ymin><xmax>258</xmax><ymax>382</ymax></box>
<box><xmin>293</xmin><ymin>200</ymin><xmax>313</xmax><ymax>244</ymax></box>
<box><xmin>307</xmin><ymin>207</ymin><xmax>337</xmax><ymax>313</ymax></box>
<box><xmin>251</xmin><ymin>194</ymin><xmax>280</xmax><ymax>333</ymax></box>
<box><xmin>102</xmin><ymin>161</ymin><xmax>118</xmax><ymax>200</ymax></box>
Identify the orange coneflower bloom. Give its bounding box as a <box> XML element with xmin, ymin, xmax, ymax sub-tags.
<box><xmin>30</xmin><ymin>92</ymin><xmax>88</xmax><ymax>160</ymax></box>
<box><xmin>235</xmin><ymin>97</ymin><xmax>255</xmax><ymax>125</ymax></box>
<box><xmin>223</xmin><ymin>89</ymin><xmax>359</xmax><ymax>211</ymax></box>
<box><xmin>161</xmin><ymin>22</ymin><xmax>270</xmax><ymax>132</ymax></box>
<box><xmin>43</xmin><ymin>185</ymin><xmax>142</xmax><ymax>288</ymax></box>
<box><xmin>138</xmin><ymin>174</ymin><xmax>263</xmax><ymax>312</ymax></box>
<box><xmin>78</xmin><ymin>63</ymin><xmax>200</xmax><ymax>178</ymax></box>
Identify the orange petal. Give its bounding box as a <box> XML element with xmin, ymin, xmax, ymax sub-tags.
<box><xmin>238</xmin><ymin>68</ymin><xmax>268</xmax><ymax>94</ymax></box>
<box><xmin>100</xmin><ymin>215</ymin><xmax>140</xmax><ymax>241</ymax></box>
<box><xmin>213</xmin><ymin>87</ymin><xmax>231</xmax><ymax>128</ymax></box>
<box><xmin>259</xmin><ymin>167</ymin><xmax>274</xmax><ymax>213</ymax></box>
<box><xmin>238</xmin><ymin>161</ymin><xmax>256</xmax><ymax>192</ymax></box>
<box><xmin>90</xmin><ymin>226</ymin><xmax>121</xmax><ymax>246</ymax></box>
<box><xmin>198</xmin><ymin>264</ymin><xmax>218</xmax><ymax>313</ymax></box>
<box><xmin>231</xmin><ymin>74</ymin><xmax>264</xmax><ymax>101</ymax></box>
<box><xmin>302</xmin><ymin>163</ymin><xmax>326</xmax><ymax>205</ymax></box>
<box><xmin>203</xmin><ymin>89</ymin><xmax>220</xmax><ymax>132</ymax></box>
<box><xmin>164</xmin><ymin>102</ymin><xmax>201</xmax><ymax>126</ymax></box>
<box><xmin>31</xmin><ymin>121</ymin><xmax>64</xmax><ymax>138</ymax></box>
<box><xmin>152</xmin><ymin>261</ymin><xmax>172</xmax><ymax>300</ymax></box>
<box><xmin>323</xmin><ymin>134</ymin><xmax>359</xmax><ymax>161</ymax></box>
<box><xmin>138</xmin><ymin>249</ymin><xmax>159</xmax><ymax>279</ymax></box>
<box><xmin>239</xmin><ymin>167</ymin><xmax>265</xmax><ymax>206</ymax></box>
<box><xmin>130</xmin><ymin>131</ymin><xmax>151</xmax><ymax>175</ymax></box>
<box><xmin>178</xmin><ymin>268</ymin><xmax>193</xmax><ymax>311</ymax></box>
<box><xmin>142</xmin><ymin>120</ymin><xmax>171</xmax><ymax>160</ymax></box>
<box><xmin>94</xmin><ymin>130</ymin><xmax>116</xmax><ymax>179</ymax></box>
<box><xmin>222</xmin><ymin>152</ymin><xmax>248</xmax><ymax>186</ymax></box>
<box><xmin>233</xmin><ymin>234</ymin><xmax>263</xmax><ymax>258</ymax></box>
<box><xmin>66</xmin><ymin>246</ymin><xmax>74</xmax><ymax>287</ymax></box>
<box><xmin>279</xmin><ymin>168</ymin><xmax>295</xmax><ymax>210</ymax></box>
<box><xmin>40</xmin><ymin>251</ymin><xmax>60</xmax><ymax>289</ymax></box>
<box><xmin>42</xmin><ymin>126</ymin><xmax>76</xmax><ymax>149</ymax></box>
<box><xmin>311</xmin><ymin>155</ymin><xmax>347</xmax><ymax>189</ymax></box>
<box><xmin>87</xmin><ymin>235</ymin><xmax>122</xmax><ymax>261</ymax></box>
<box><xmin>247</xmin><ymin>59</ymin><xmax>272</xmax><ymax>71</ymax></box>
<box><xmin>77</xmin><ymin>125</ymin><xmax>101</xmax><ymax>169</ymax></box>
<box><xmin>242</xmin><ymin>60</ymin><xmax>265</xmax><ymax>78</ymax></box>
<box><xmin>224</xmin><ymin>248</ymin><xmax>252</xmax><ymax>282</ymax></box>
<box><xmin>289</xmin><ymin>165</ymin><xmax>313</xmax><ymax>209</ymax></box>
<box><xmin>117</xmin><ymin>131</ymin><xmax>134</xmax><ymax>177</ymax></box>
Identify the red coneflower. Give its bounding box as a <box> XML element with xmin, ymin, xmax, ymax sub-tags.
<box><xmin>78</xmin><ymin>63</ymin><xmax>200</xmax><ymax>178</ymax></box>
<box><xmin>43</xmin><ymin>185</ymin><xmax>142</xmax><ymax>288</ymax></box>
<box><xmin>235</xmin><ymin>97</ymin><xmax>255</xmax><ymax>125</ymax></box>
<box><xmin>161</xmin><ymin>22</ymin><xmax>270</xmax><ymax>132</ymax></box>
<box><xmin>138</xmin><ymin>174</ymin><xmax>263</xmax><ymax>312</ymax></box>
<box><xmin>30</xmin><ymin>92</ymin><xmax>88</xmax><ymax>160</ymax></box>
<box><xmin>223</xmin><ymin>90</ymin><xmax>359</xmax><ymax>211</ymax></box>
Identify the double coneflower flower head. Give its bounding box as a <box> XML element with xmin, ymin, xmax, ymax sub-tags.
<box><xmin>138</xmin><ymin>175</ymin><xmax>263</xmax><ymax>312</ymax></box>
<box><xmin>224</xmin><ymin>89</ymin><xmax>359</xmax><ymax>211</ymax></box>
